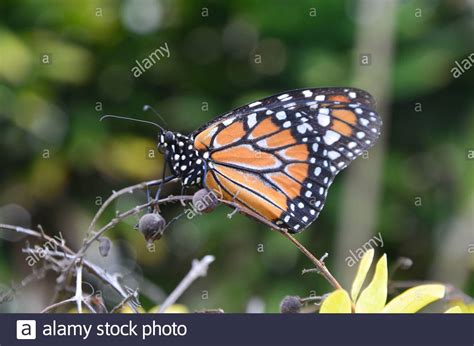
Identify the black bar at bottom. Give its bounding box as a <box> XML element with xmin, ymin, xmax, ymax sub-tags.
<box><xmin>1</xmin><ymin>313</ymin><xmax>472</xmax><ymax>346</ymax></box>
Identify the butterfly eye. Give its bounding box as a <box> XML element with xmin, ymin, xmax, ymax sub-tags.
<box><xmin>164</xmin><ymin>131</ymin><xmax>175</xmax><ymax>143</ymax></box>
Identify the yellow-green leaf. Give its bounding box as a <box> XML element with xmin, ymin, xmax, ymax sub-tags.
<box><xmin>382</xmin><ymin>284</ymin><xmax>445</xmax><ymax>313</ymax></box>
<box><xmin>355</xmin><ymin>254</ymin><xmax>387</xmax><ymax>313</ymax></box>
<box><xmin>445</xmin><ymin>306</ymin><xmax>462</xmax><ymax>313</ymax></box>
<box><xmin>117</xmin><ymin>306</ymin><xmax>146</xmax><ymax>313</ymax></box>
<box><xmin>149</xmin><ymin>304</ymin><xmax>189</xmax><ymax>313</ymax></box>
<box><xmin>320</xmin><ymin>289</ymin><xmax>352</xmax><ymax>313</ymax></box>
<box><xmin>448</xmin><ymin>301</ymin><xmax>474</xmax><ymax>313</ymax></box>
<box><xmin>350</xmin><ymin>248</ymin><xmax>374</xmax><ymax>301</ymax></box>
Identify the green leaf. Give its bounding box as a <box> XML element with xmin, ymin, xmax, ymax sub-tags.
<box><xmin>382</xmin><ymin>284</ymin><xmax>445</xmax><ymax>313</ymax></box>
<box><xmin>320</xmin><ymin>289</ymin><xmax>352</xmax><ymax>313</ymax></box>
<box><xmin>355</xmin><ymin>254</ymin><xmax>387</xmax><ymax>313</ymax></box>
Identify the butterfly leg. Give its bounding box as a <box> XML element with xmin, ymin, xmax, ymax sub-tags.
<box><xmin>145</xmin><ymin>184</ymin><xmax>153</xmax><ymax>213</ymax></box>
<box><xmin>179</xmin><ymin>185</ymin><xmax>188</xmax><ymax>207</ymax></box>
<box><xmin>154</xmin><ymin>154</ymin><xmax>169</xmax><ymax>202</ymax></box>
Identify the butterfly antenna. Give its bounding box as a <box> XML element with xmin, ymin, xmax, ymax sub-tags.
<box><xmin>100</xmin><ymin>114</ymin><xmax>164</xmax><ymax>130</ymax></box>
<box><xmin>143</xmin><ymin>104</ymin><xmax>168</xmax><ymax>128</ymax></box>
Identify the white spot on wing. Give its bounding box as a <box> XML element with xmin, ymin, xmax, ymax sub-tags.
<box><xmin>222</xmin><ymin>118</ymin><xmax>234</xmax><ymax>126</ymax></box>
<box><xmin>249</xmin><ymin>101</ymin><xmax>262</xmax><ymax>108</ymax></box>
<box><xmin>317</xmin><ymin>114</ymin><xmax>330</xmax><ymax>127</ymax></box>
<box><xmin>328</xmin><ymin>151</ymin><xmax>341</xmax><ymax>160</ymax></box>
<box><xmin>256</xmin><ymin>138</ymin><xmax>268</xmax><ymax>148</ymax></box>
<box><xmin>247</xmin><ymin>113</ymin><xmax>257</xmax><ymax>128</ymax></box>
<box><xmin>319</xmin><ymin>108</ymin><xmax>330</xmax><ymax>115</ymax></box>
<box><xmin>276</xmin><ymin>111</ymin><xmax>286</xmax><ymax>120</ymax></box>
<box><xmin>323</xmin><ymin>130</ymin><xmax>341</xmax><ymax>145</ymax></box>
<box><xmin>303</xmin><ymin>90</ymin><xmax>313</xmax><ymax>97</ymax></box>
<box><xmin>297</xmin><ymin>123</ymin><xmax>313</xmax><ymax>134</ymax></box>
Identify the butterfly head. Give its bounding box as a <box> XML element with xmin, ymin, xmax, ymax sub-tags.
<box><xmin>158</xmin><ymin>130</ymin><xmax>206</xmax><ymax>186</ymax></box>
<box><xmin>99</xmin><ymin>112</ymin><xmax>206</xmax><ymax>186</ymax></box>
<box><xmin>157</xmin><ymin>130</ymin><xmax>176</xmax><ymax>153</ymax></box>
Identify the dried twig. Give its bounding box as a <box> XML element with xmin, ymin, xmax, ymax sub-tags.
<box><xmin>86</xmin><ymin>179</ymin><xmax>164</xmax><ymax>237</ymax></box>
<box><xmin>15</xmin><ymin>241</ymin><xmax>137</xmax><ymax>312</ymax></box>
<box><xmin>41</xmin><ymin>297</ymin><xmax>76</xmax><ymax>313</ymax></box>
<box><xmin>158</xmin><ymin>255</ymin><xmax>215</xmax><ymax>313</ymax></box>
<box><xmin>74</xmin><ymin>259</ymin><xmax>83</xmax><ymax>313</ymax></box>
<box><xmin>110</xmin><ymin>289</ymin><xmax>139</xmax><ymax>314</ymax></box>
<box><xmin>1</xmin><ymin>172</ymin><xmax>345</xmax><ymax>313</ymax></box>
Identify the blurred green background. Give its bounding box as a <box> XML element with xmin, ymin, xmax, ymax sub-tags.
<box><xmin>0</xmin><ymin>0</ymin><xmax>473</xmax><ymax>312</ymax></box>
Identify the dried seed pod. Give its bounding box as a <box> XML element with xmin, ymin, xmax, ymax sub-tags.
<box><xmin>98</xmin><ymin>237</ymin><xmax>112</xmax><ymax>257</ymax></box>
<box><xmin>138</xmin><ymin>212</ymin><xmax>166</xmax><ymax>242</ymax></box>
<box><xmin>398</xmin><ymin>257</ymin><xmax>413</xmax><ymax>270</ymax></box>
<box><xmin>280</xmin><ymin>295</ymin><xmax>302</xmax><ymax>314</ymax></box>
<box><xmin>192</xmin><ymin>188</ymin><xmax>219</xmax><ymax>213</ymax></box>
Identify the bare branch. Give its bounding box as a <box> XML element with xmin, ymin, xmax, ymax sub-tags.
<box><xmin>110</xmin><ymin>289</ymin><xmax>139</xmax><ymax>313</ymax></box>
<box><xmin>75</xmin><ymin>259</ymin><xmax>83</xmax><ymax>313</ymax></box>
<box><xmin>21</xmin><ymin>246</ymin><xmax>137</xmax><ymax>312</ymax></box>
<box><xmin>2</xmin><ymin>176</ymin><xmax>347</xmax><ymax>313</ymax></box>
<box><xmin>158</xmin><ymin>255</ymin><xmax>215</xmax><ymax>313</ymax></box>
<box><xmin>86</xmin><ymin>178</ymin><xmax>178</xmax><ymax>237</ymax></box>
<box><xmin>41</xmin><ymin>297</ymin><xmax>76</xmax><ymax>313</ymax></box>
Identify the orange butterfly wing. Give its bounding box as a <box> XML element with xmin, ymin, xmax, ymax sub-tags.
<box><xmin>192</xmin><ymin>88</ymin><xmax>382</xmax><ymax>232</ymax></box>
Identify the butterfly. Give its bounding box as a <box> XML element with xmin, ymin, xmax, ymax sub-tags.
<box><xmin>152</xmin><ymin>87</ymin><xmax>382</xmax><ymax>233</ymax></box>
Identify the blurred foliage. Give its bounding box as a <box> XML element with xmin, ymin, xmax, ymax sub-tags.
<box><xmin>0</xmin><ymin>0</ymin><xmax>473</xmax><ymax>312</ymax></box>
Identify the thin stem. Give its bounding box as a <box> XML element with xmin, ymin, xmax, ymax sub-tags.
<box><xmin>41</xmin><ymin>297</ymin><xmax>76</xmax><ymax>313</ymax></box>
<box><xmin>217</xmin><ymin>200</ymin><xmax>345</xmax><ymax>293</ymax></box>
<box><xmin>110</xmin><ymin>290</ymin><xmax>138</xmax><ymax>314</ymax></box>
<box><xmin>158</xmin><ymin>255</ymin><xmax>215</xmax><ymax>313</ymax></box>
<box><xmin>20</xmin><ymin>244</ymin><xmax>137</xmax><ymax>312</ymax></box>
<box><xmin>86</xmin><ymin>177</ymin><xmax>177</xmax><ymax>237</ymax></box>
<box><xmin>279</xmin><ymin>231</ymin><xmax>342</xmax><ymax>291</ymax></box>
<box><xmin>75</xmin><ymin>260</ymin><xmax>83</xmax><ymax>313</ymax></box>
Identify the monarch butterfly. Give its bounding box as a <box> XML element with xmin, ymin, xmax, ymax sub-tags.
<box><xmin>104</xmin><ymin>88</ymin><xmax>382</xmax><ymax>233</ymax></box>
<box><xmin>106</xmin><ymin>87</ymin><xmax>382</xmax><ymax>233</ymax></box>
